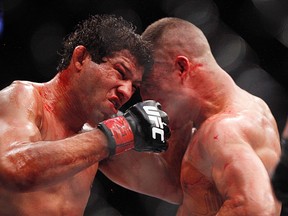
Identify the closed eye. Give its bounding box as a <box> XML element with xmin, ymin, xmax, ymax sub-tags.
<box><xmin>115</xmin><ymin>64</ymin><xmax>140</xmax><ymax>93</ymax></box>
<box><xmin>116</xmin><ymin>68</ymin><xmax>125</xmax><ymax>79</ymax></box>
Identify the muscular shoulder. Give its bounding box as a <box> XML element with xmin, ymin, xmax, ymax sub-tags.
<box><xmin>199</xmin><ymin>112</ymin><xmax>275</xmax><ymax>147</ymax></box>
<box><xmin>197</xmin><ymin>110</ymin><xmax>280</xmax><ymax>172</ymax></box>
<box><xmin>0</xmin><ymin>81</ymin><xmax>43</xmax><ymax>123</ymax></box>
<box><xmin>0</xmin><ymin>80</ymin><xmax>40</xmax><ymax>101</ymax></box>
<box><xmin>197</xmin><ymin>114</ymin><xmax>246</xmax><ymax>144</ymax></box>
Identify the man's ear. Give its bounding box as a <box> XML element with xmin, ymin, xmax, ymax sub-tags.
<box><xmin>175</xmin><ymin>56</ymin><xmax>190</xmax><ymax>79</ymax></box>
<box><xmin>72</xmin><ymin>45</ymin><xmax>89</xmax><ymax>71</ymax></box>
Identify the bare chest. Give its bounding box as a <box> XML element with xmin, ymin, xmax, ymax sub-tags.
<box><xmin>39</xmin><ymin>113</ymin><xmax>77</xmax><ymax>140</ymax></box>
<box><xmin>179</xmin><ymin>140</ymin><xmax>223</xmax><ymax>215</ymax></box>
<box><xmin>180</xmin><ymin>162</ymin><xmax>223</xmax><ymax>215</ymax></box>
<box><xmin>0</xmin><ymin>164</ymin><xmax>98</xmax><ymax>216</ymax></box>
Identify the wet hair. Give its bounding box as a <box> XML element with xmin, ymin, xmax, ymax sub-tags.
<box><xmin>56</xmin><ymin>14</ymin><xmax>153</xmax><ymax>74</ymax></box>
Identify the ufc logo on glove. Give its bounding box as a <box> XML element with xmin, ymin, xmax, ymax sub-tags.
<box><xmin>143</xmin><ymin>105</ymin><xmax>166</xmax><ymax>142</ymax></box>
<box><xmin>98</xmin><ymin>100</ymin><xmax>170</xmax><ymax>155</ymax></box>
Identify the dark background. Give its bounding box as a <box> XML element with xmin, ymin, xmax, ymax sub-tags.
<box><xmin>1</xmin><ymin>0</ymin><xmax>288</xmax><ymax>215</ymax></box>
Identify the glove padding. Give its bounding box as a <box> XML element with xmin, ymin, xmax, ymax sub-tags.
<box><xmin>98</xmin><ymin>100</ymin><xmax>170</xmax><ymax>155</ymax></box>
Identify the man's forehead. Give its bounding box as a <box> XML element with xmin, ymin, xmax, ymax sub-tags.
<box><xmin>112</xmin><ymin>51</ymin><xmax>144</xmax><ymax>79</ymax></box>
<box><xmin>110</xmin><ymin>49</ymin><xmax>136</xmax><ymax>60</ymax></box>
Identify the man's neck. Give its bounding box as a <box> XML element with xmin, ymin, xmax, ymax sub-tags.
<box><xmin>40</xmin><ymin>75</ymin><xmax>85</xmax><ymax>132</ymax></box>
<box><xmin>191</xmin><ymin>68</ymin><xmax>236</xmax><ymax>128</ymax></box>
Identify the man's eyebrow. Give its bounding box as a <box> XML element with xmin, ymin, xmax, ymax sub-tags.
<box><xmin>121</xmin><ymin>63</ymin><xmax>131</xmax><ymax>73</ymax></box>
<box><xmin>121</xmin><ymin>62</ymin><xmax>141</xmax><ymax>81</ymax></box>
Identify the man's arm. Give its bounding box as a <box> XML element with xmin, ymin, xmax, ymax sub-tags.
<box><xmin>213</xmin><ymin>144</ymin><xmax>277</xmax><ymax>215</ymax></box>
<box><xmin>99</xmin><ymin>121</ymin><xmax>193</xmax><ymax>204</ymax></box>
<box><xmin>206</xmin><ymin>121</ymin><xmax>280</xmax><ymax>215</ymax></box>
<box><xmin>0</xmin><ymin>86</ymin><xmax>170</xmax><ymax>192</ymax></box>
<box><xmin>0</xmin><ymin>84</ymin><xmax>111</xmax><ymax>191</ymax></box>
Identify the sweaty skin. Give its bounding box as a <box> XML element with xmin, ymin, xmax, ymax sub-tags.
<box><xmin>176</xmin><ymin>90</ymin><xmax>280</xmax><ymax>216</ymax></box>
<box><xmin>0</xmin><ymin>49</ymin><xmax>143</xmax><ymax>216</ymax></box>
<box><xmin>100</xmin><ymin>18</ymin><xmax>281</xmax><ymax>215</ymax></box>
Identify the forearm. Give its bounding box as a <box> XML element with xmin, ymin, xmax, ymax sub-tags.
<box><xmin>0</xmin><ymin>129</ymin><xmax>109</xmax><ymax>191</ymax></box>
<box><xmin>100</xmin><ymin>151</ymin><xmax>182</xmax><ymax>204</ymax></box>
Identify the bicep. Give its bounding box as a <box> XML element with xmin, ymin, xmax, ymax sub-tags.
<box><xmin>201</xmin><ymin>118</ymin><xmax>280</xmax><ymax>214</ymax></box>
<box><xmin>211</xmin><ymin>143</ymin><xmax>272</xmax><ymax>202</ymax></box>
<box><xmin>0</xmin><ymin>117</ymin><xmax>42</xmax><ymax>145</ymax></box>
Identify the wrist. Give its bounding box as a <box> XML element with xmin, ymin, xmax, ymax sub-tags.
<box><xmin>98</xmin><ymin>116</ymin><xmax>135</xmax><ymax>155</ymax></box>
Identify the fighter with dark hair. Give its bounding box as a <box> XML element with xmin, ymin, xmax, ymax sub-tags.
<box><xmin>0</xmin><ymin>14</ymin><xmax>170</xmax><ymax>216</ymax></box>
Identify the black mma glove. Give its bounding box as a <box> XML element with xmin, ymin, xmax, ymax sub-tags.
<box><xmin>271</xmin><ymin>138</ymin><xmax>288</xmax><ymax>203</ymax></box>
<box><xmin>98</xmin><ymin>100</ymin><xmax>171</xmax><ymax>155</ymax></box>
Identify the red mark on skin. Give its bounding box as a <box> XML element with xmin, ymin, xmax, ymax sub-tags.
<box><xmin>213</xmin><ymin>135</ymin><xmax>218</xmax><ymax>140</ymax></box>
<box><xmin>191</xmin><ymin>63</ymin><xmax>203</xmax><ymax>71</ymax></box>
<box><xmin>59</xmin><ymin>71</ymin><xmax>70</xmax><ymax>87</ymax></box>
<box><xmin>44</xmin><ymin>103</ymin><xmax>54</xmax><ymax>113</ymax></box>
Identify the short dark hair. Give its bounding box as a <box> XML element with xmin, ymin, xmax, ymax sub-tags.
<box><xmin>57</xmin><ymin>14</ymin><xmax>153</xmax><ymax>74</ymax></box>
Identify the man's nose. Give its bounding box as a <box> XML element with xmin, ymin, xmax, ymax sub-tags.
<box><xmin>117</xmin><ymin>80</ymin><xmax>133</xmax><ymax>104</ymax></box>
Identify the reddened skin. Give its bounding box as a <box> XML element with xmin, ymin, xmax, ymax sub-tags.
<box><xmin>175</xmin><ymin>55</ymin><xmax>190</xmax><ymax>82</ymax></box>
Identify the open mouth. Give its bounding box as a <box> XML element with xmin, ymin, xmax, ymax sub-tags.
<box><xmin>109</xmin><ymin>99</ymin><xmax>121</xmax><ymax>111</ymax></box>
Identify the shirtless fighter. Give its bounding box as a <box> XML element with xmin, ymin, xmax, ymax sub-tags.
<box><xmin>0</xmin><ymin>15</ymin><xmax>170</xmax><ymax>216</ymax></box>
<box><xmin>100</xmin><ymin>17</ymin><xmax>282</xmax><ymax>215</ymax></box>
